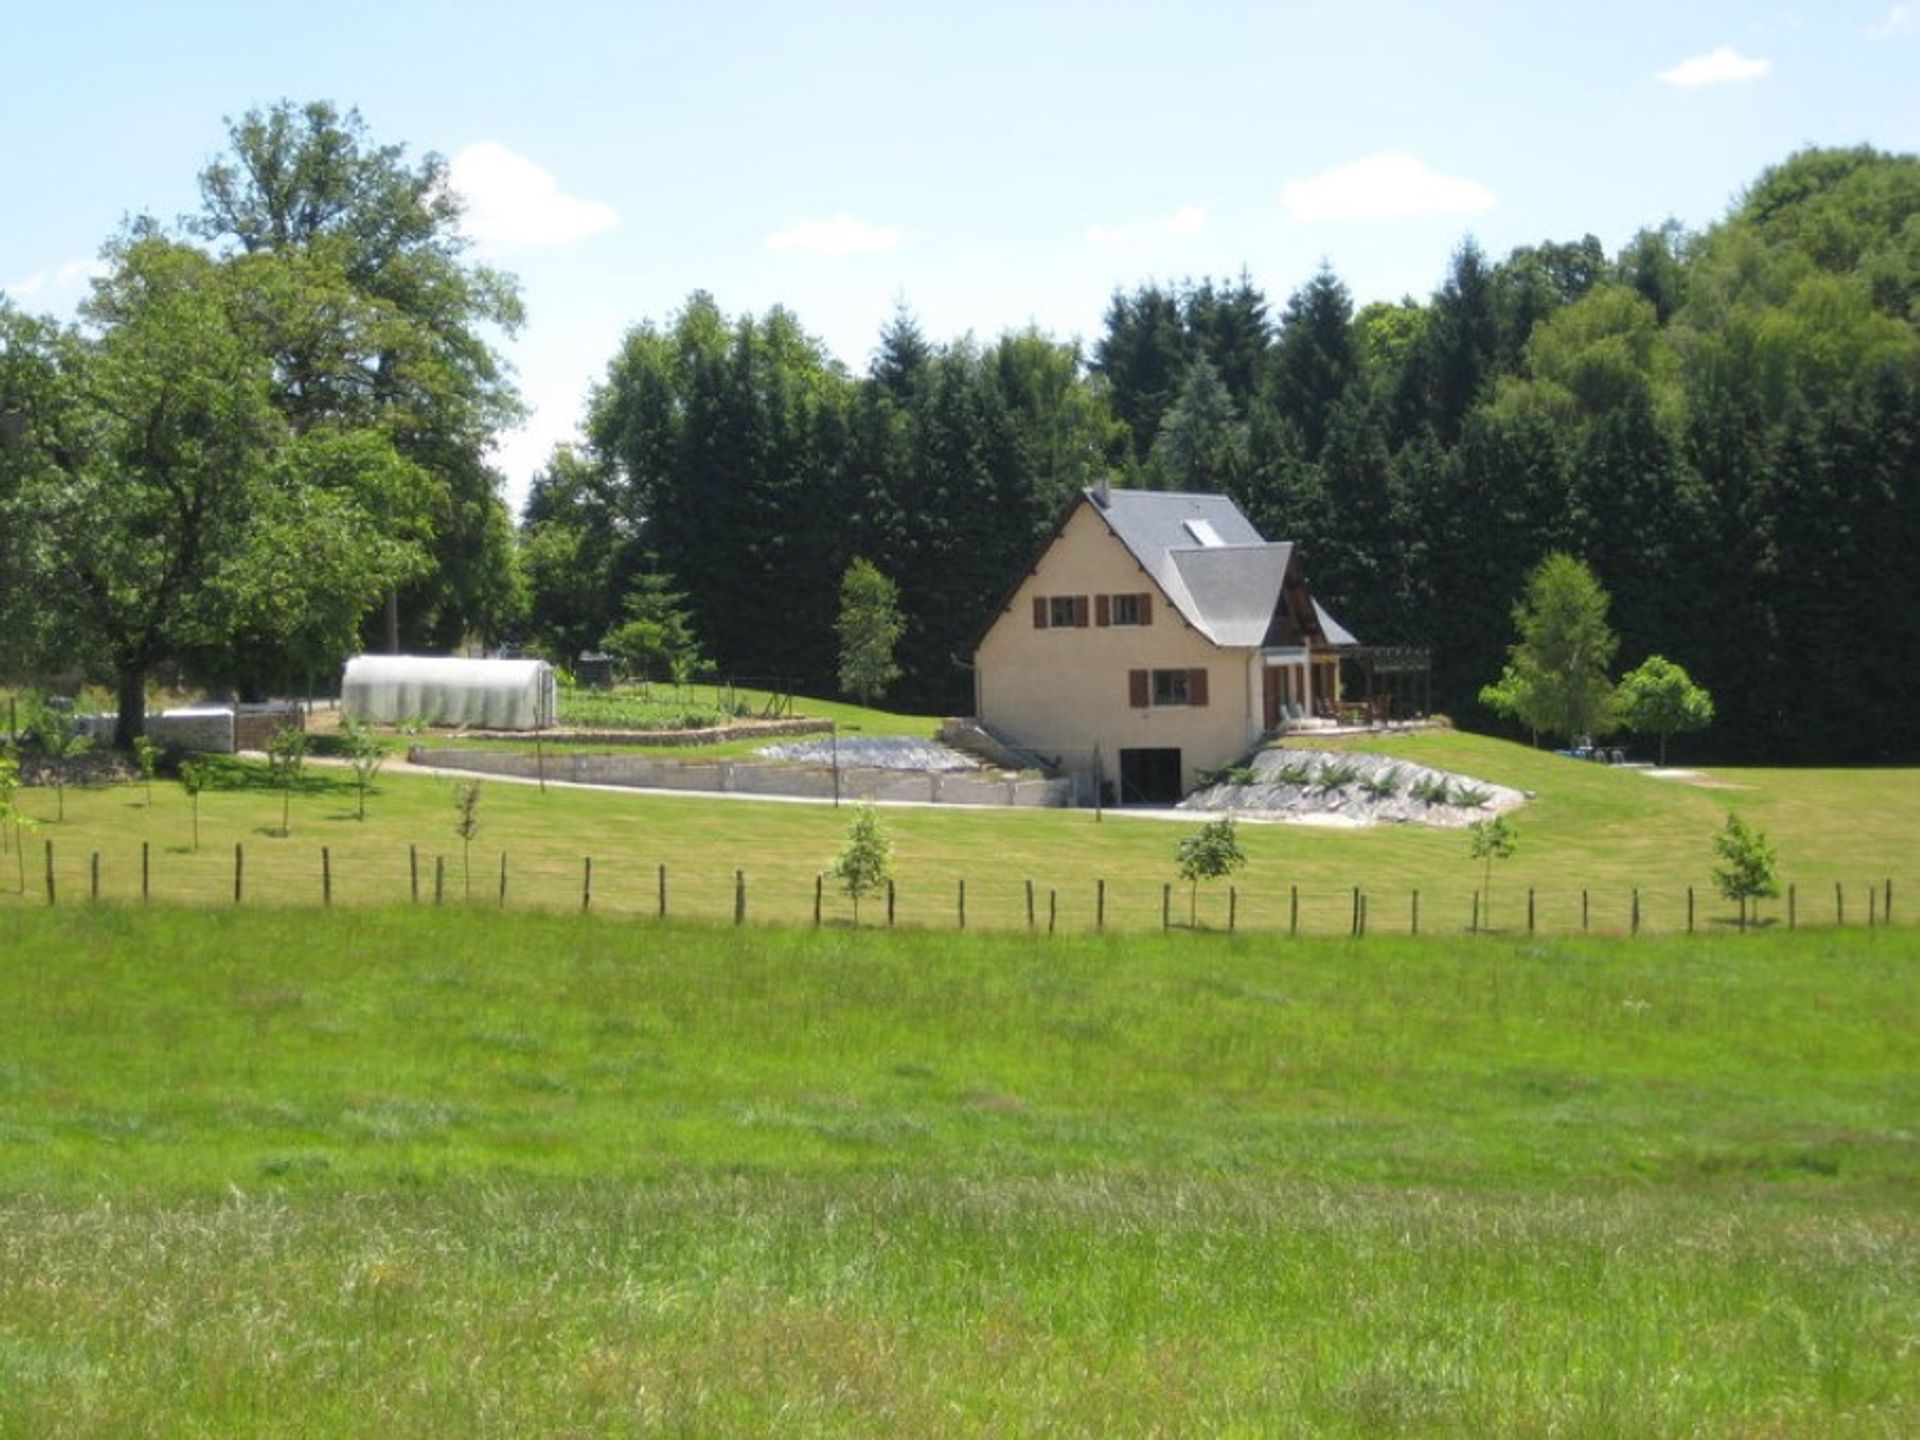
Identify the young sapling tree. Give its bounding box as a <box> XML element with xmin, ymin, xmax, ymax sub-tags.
<box><xmin>265</xmin><ymin>727</ymin><xmax>308</xmax><ymax>836</ymax></box>
<box><xmin>179</xmin><ymin>758</ymin><xmax>208</xmax><ymax>852</ymax></box>
<box><xmin>340</xmin><ymin>717</ymin><xmax>387</xmax><ymax>820</ymax></box>
<box><xmin>34</xmin><ymin>705</ymin><xmax>91</xmax><ymax>822</ymax></box>
<box><xmin>452</xmin><ymin>777</ymin><xmax>483</xmax><ymax>900</ymax></box>
<box><xmin>1468</xmin><ymin>814</ymin><xmax>1519</xmax><ymax>930</ymax></box>
<box><xmin>131</xmin><ymin>734</ymin><xmax>159</xmax><ymax>807</ymax></box>
<box><xmin>0</xmin><ymin>753</ymin><xmax>36</xmax><ymax>891</ymax></box>
<box><xmin>1712</xmin><ymin>811</ymin><xmax>1780</xmax><ymax>929</ymax></box>
<box><xmin>1175</xmin><ymin>816</ymin><xmax>1247</xmax><ymax>927</ymax></box>
<box><xmin>828</xmin><ymin>805</ymin><xmax>893</xmax><ymax>925</ymax></box>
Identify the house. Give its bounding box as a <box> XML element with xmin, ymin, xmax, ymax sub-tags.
<box><xmin>972</xmin><ymin>484</ymin><xmax>1359</xmax><ymax>803</ymax></box>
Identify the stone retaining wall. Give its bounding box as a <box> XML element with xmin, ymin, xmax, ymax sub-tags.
<box><xmin>76</xmin><ymin>707</ymin><xmax>237</xmax><ymax>753</ymax></box>
<box><xmin>411</xmin><ymin>747</ymin><xmax>1072</xmax><ymax>808</ymax></box>
<box><xmin>464</xmin><ymin>717</ymin><xmax>832</xmax><ymax>747</ymax></box>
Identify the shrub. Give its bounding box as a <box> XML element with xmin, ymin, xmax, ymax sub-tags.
<box><xmin>1315</xmin><ymin>760</ymin><xmax>1359</xmax><ymax>791</ymax></box>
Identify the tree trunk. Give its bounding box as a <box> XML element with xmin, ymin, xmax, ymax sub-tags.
<box><xmin>386</xmin><ymin>588</ymin><xmax>401</xmax><ymax>654</ymax></box>
<box><xmin>114</xmin><ymin>664</ymin><xmax>148</xmax><ymax>750</ymax></box>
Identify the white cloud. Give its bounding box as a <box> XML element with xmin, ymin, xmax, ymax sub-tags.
<box><xmin>1086</xmin><ymin>204</ymin><xmax>1210</xmax><ymax>246</ymax></box>
<box><xmin>1864</xmin><ymin>4</ymin><xmax>1917</xmax><ymax>37</ymax></box>
<box><xmin>1657</xmin><ymin>45</ymin><xmax>1772</xmax><ymax>86</ymax></box>
<box><xmin>5</xmin><ymin>258</ymin><xmax>104</xmax><ymax>300</ymax></box>
<box><xmin>449</xmin><ymin>142</ymin><xmax>618</xmax><ymax>251</ymax></box>
<box><xmin>1279</xmin><ymin>154</ymin><xmax>1496</xmax><ymax>223</ymax></box>
<box><xmin>762</xmin><ymin>214</ymin><xmax>905</xmax><ymax>255</ymax></box>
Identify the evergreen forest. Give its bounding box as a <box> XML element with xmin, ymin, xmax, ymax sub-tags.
<box><xmin>527</xmin><ymin>144</ymin><xmax>1919</xmax><ymax>762</ymax></box>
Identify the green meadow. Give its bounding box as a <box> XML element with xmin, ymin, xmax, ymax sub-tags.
<box><xmin>1</xmin><ymin>729</ymin><xmax>1917</xmax><ymax>1434</ymax></box>
<box><xmin>0</xmin><ymin>909</ymin><xmax>1915</xmax><ymax>1435</ymax></box>
<box><xmin>2</xmin><ymin>728</ymin><xmax>1913</xmax><ymax>935</ymax></box>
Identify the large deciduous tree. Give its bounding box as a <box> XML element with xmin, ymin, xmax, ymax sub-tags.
<box><xmin>191</xmin><ymin>99</ymin><xmax>526</xmax><ymax>652</ymax></box>
<box><xmin>3</xmin><ymin>238</ymin><xmax>423</xmax><ymax>744</ymax></box>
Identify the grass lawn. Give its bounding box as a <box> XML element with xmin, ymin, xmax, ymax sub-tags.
<box><xmin>2</xmin><ymin>729</ymin><xmax>1914</xmax><ymax>936</ymax></box>
<box><xmin>0</xmin><ymin>907</ymin><xmax>1914</xmax><ymax>1435</ymax></box>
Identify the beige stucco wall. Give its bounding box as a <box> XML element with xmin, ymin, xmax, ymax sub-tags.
<box><xmin>974</xmin><ymin>501</ymin><xmax>1262</xmax><ymax>792</ymax></box>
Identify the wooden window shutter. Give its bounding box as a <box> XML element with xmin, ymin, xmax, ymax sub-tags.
<box><xmin>1138</xmin><ymin>592</ymin><xmax>1153</xmax><ymax>625</ymax></box>
<box><xmin>1095</xmin><ymin>594</ymin><xmax>1110</xmax><ymax>627</ymax></box>
<box><xmin>1128</xmin><ymin>669</ymin><xmax>1149</xmax><ymax>708</ymax></box>
<box><xmin>1033</xmin><ymin>596</ymin><xmax>1048</xmax><ymax>629</ymax></box>
<box><xmin>1189</xmin><ymin>667</ymin><xmax>1209</xmax><ymax>706</ymax></box>
<box><xmin>1074</xmin><ymin>595</ymin><xmax>1090</xmax><ymax>627</ymax></box>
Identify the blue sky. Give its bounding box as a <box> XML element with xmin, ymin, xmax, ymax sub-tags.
<box><xmin>4</xmin><ymin>2</ymin><xmax>1915</xmax><ymax>513</ymax></box>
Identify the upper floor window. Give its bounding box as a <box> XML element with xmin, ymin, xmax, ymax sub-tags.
<box><xmin>1095</xmin><ymin>591</ymin><xmax>1153</xmax><ymax>627</ymax></box>
<box><xmin>1032</xmin><ymin>594</ymin><xmax>1089</xmax><ymax>628</ymax></box>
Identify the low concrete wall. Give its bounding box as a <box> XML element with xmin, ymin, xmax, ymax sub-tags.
<box><xmin>411</xmin><ymin>748</ymin><xmax>1073</xmax><ymax>808</ymax></box>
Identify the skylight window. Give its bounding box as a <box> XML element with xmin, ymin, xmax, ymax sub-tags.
<box><xmin>1183</xmin><ymin>518</ymin><xmax>1224</xmax><ymax>547</ymax></box>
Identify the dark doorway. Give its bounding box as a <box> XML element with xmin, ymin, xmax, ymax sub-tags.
<box><xmin>1119</xmin><ymin>747</ymin><xmax>1184</xmax><ymax>804</ymax></box>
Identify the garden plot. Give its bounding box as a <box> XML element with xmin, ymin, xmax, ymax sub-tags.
<box><xmin>1181</xmin><ymin>747</ymin><xmax>1528</xmax><ymax>828</ymax></box>
<box><xmin>757</xmin><ymin>736</ymin><xmax>982</xmax><ymax>772</ymax></box>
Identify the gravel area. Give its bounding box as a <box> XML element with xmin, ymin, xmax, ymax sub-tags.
<box><xmin>1180</xmin><ymin>748</ymin><xmax>1529</xmax><ymax>828</ymax></box>
<box><xmin>756</xmin><ymin>736</ymin><xmax>983</xmax><ymax>772</ymax></box>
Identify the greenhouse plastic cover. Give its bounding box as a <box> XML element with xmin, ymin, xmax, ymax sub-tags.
<box><xmin>341</xmin><ymin>656</ymin><xmax>557</xmax><ymax>730</ymax></box>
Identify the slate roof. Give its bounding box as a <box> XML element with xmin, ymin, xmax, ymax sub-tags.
<box><xmin>1089</xmin><ymin>486</ymin><xmax>1357</xmax><ymax>648</ymax></box>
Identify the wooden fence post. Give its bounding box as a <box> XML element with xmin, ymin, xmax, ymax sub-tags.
<box><xmin>1885</xmin><ymin>878</ymin><xmax>1893</xmax><ymax>925</ymax></box>
<box><xmin>1289</xmin><ymin>884</ymin><xmax>1299</xmax><ymax>938</ymax></box>
<box><xmin>814</xmin><ymin>873</ymin><xmax>823</xmax><ymax>927</ymax></box>
<box><xmin>1835</xmin><ymin>882</ymin><xmax>1844</xmax><ymax>927</ymax></box>
<box><xmin>90</xmin><ymin>851</ymin><xmax>100</xmax><ymax>903</ymax></box>
<box><xmin>1687</xmin><ymin>887</ymin><xmax>1694</xmax><ymax>933</ymax></box>
<box><xmin>1631</xmin><ymin>888</ymin><xmax>1640</xmax><ymax>936</ymax></box>
<box><xmin>1869</xmin><ymin>884</ymin><xmax>1878</xmax><ymax>928</ymax></box>
<box><xmin>43</xmin><ymin>840</ymin><xmax>54</xmax><ymax>906</ymax></box>
<box><xmin>658</xmin><ymin>862</ymin><xmax>668</xmax><ymax>919</ymax></box>
<box><xmin>1096</xmin><ymin>878</ymin><xmax>1106</xmax><ymax>932</ymax></box>
<box><xmin>322</xmin><ymin>847</ymin><xmax>332</xmax><ymax>907</ymax></box>
<box><xmin>581</xmin><ymin>857</ymin><xmax>592</xmax><ymax>913</ymax></box>
<box><xmin>734</xmin><ymin>869</ymin><xmax>746</xmax><ymax>926</ymax></box>
<box><xmin>1228</xmin><ymin>885</ymin><xmax>1237</xmax><ymax>933</ymax></box>
<box><xmin>1411</xmin><ymin>889</ymin><xmax>1419</xmax><ymax>936</ymax></box>
<box><xmin>1162</xmin><ymin>883</ymin><xmax>1171</xmax><ymax>931</ymax></box>
<box><xmin>1471</xmin><ymin>890</ymin><xmax>1479</xmax><ymax>935</ymax></box>
<box><xmin>1527</xmin><ymin>887</ymin><xmax>1535</xmax><ymax>935</ymax></box>
<box><xmin>498</xmin><ymin>852</ymin><xmax>508</xmax><ymax>908</ymax></box>
<box><xmin>435</xmin><ymin>855</ymin><xmax>445</xmax><ymax>907</ymax></box>
<box><xmin>888</xmin><ymin>879</ymin><xmax>896</xmax><ymax>929</ymax></box>
<box><xmin>1582</xmin><ymin>888</ymin><xmax>1589</xmax><ymax>932</ymax></box>
<box><xmin>1350</xmin><ymin>886</ymin><xmax>1361</xmax><ymax>938</ymax></box>
<box><xmin>1047</xmin><ymin>888</ymin><xmax>1056</xmax><ymax>935</ymax></box>
<box><xmin>234</xmin><ymin>843</ymin><xmax>244</xmax><ymax>906</ymax></box>
<box><xmin>1026</xmin><ymin>879</ymin><xmax>1035</xmax><ymax>930</ymax></box>
<box><xmin>409</xmin><ymin>844</ymin><xmax>419</xmax><ymax>904</ymax></box>
<box><xmin>141</xmin><ymin>841</ymin><xmax>149</xmax><ymax>904</ymax></box>
<box><xmin>958</xmin><ymin>878</ymin><xmax>966</xmax><ymax>931</ymax></box>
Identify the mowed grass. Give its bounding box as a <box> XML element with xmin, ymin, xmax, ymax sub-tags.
<box><xmin>0</xmin><ymin>907</ymin><xmax>1915</xmax><ymax>1436</ymax></box>
<box><xmin>3</xmin><ymin>728</ymin><xmax>1915</xmax><ymax>936</ymax></box>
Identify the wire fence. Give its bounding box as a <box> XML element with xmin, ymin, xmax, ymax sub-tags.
<box><xmin>1</xmin><ymin>833</ymin><xmax>1906</xmax><ymax>939</ymax></box>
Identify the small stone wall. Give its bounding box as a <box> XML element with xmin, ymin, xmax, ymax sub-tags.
<box><xmin>234</xmin><ymin>703</ymin><xmax>305</xmax><ymax>751</ymax></box>
<box><xmin>462</xmin><ymin>717</ymin><xmax>833</xmax><ymax>747</ymax></box>
<box><xmin>410</xmin><ymin>747</ymin><xmax>1073</xmax><ymax>808</ymax></box>
<box><xmin>76</xmin><ymin>707</ymin><xmax>238</xmax><ymax>753</ymax></box>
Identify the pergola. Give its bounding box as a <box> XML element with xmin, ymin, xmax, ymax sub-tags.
<box><xmin>1337</xmin><ymin>645</ymin><xmax>1433</xmax><ymax>723</ymax></box>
